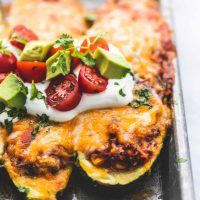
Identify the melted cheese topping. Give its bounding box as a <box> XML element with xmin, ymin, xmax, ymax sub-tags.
<box><xmin>71</xmin><ymin>86</ymin><xmax>170</xmax><ymax>154</ymax></box>
<box><xmin>7</xmin><ymin>0</ymin><xmax>86</xmax><ymax>39</ymax></box>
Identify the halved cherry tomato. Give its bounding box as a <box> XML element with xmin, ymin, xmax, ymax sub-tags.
<box><xmin>80</xmin><ymin>37</ymin><xmax>109</xmax><ymax>54</ymax></box>
<box><xmin>78</xmin><ymin>65</ymin><xmax>108</xmax><ymax>93</ymax></box>
<box><xmin>9</xmin><ymin>25</ymin><xmax>38</xmax><ymax>50</ymax></box>
<box><xmin>0</xmin><ymin>73</ymin><xmax>7</xmax><ymax>83</ymax></box>
<box><xmin>46</xmin><ymin>74</ymin><xmax>82</xmax><ymax>111</ymax></box>
<box><xmin>0</xmin><ymin>52</ymin><xmax>17</xmax><ymax>73</ymax></box>
<box><xmin>17</xmin><ymin>61</ymin><xmax>46</xmax><ymax>83</ymax></box>
<box><xmin>49</xmin><ymin>46</ymin><xmax>81</xmax><ymax>69</ymax></box>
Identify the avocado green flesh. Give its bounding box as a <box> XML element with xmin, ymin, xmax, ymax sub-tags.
<box><xmin>94</xmin><ymin>47</ymin><xmax>131</xmax><ymax>79</ymax></box>
<box><xmin>20</xmin><ymin>41</ymin><xmax>52</xmax><ymax>62</ymax></box>
<box><xmin>78</xmin><ymin>152</ymin><xmax>157</xmax><ymax>185</ymax></box>
<box><xmin>0</xmin><ymin>74</ymin><xmax>27</xmax><ymax>109</ymax></box>
<box><xmin>46</xmin><ymin>50</ymin><xmax>71</xmax><ymax>80</ymax></box>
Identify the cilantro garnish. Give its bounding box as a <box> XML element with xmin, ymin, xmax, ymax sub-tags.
<box><xmin>0</xmin><ymin>107</ymin><xmax>27</xmax><ymax>134</ymax></box>
<box><xmin>0</xmin><ymin>40</ymin><xmax>11</xmax><ymax>56</ymax></box>
<box><xmin>72</xmin><ymin>49</ymin><xmax>96</xmax><ymax>67</ymax></box>
<box><xmin>119</xmin><ymin>89</ymin><xmax>126</xmax><ymax>97</ymax></box>
<box><xmin>0</xmin><ymin>102</ymin><xmax>5</xmax><ymax>114</ymax></box>
<box><xmin>54</xmin><ymin>34</ymin><xmax>74</xmax><ymax>49</ymax></box>
<box><xmin>31</xmin><ymin>114</ymin><xmax>50</xmax><ymax>139</ymax></box>
<box><xmin>4</xmin><ymin>119</ymin><xmax>13</xmax><ymax>134</ymax></box>
<box><xmin>81</xmin><ymin>52</ymin><xmax>96</xmax><ymax>67</ymax></box>
<box><xmin>18</xmin><ymin>186</ymin><xmax>30</xmax><ymax>194</ymax></box>
<box><xmin>130</xmin><ymin>89</ymin><xmax>152</xmax><ymax>109</ymax></box>
<box><xmin>30</xmin><ymin>81</ymin><xmax>48</xmax><ymax>108</ymax></box>
<box><xmin>7</xmin><ymin>107</ymin><xmax>27</xmax><ymax>120</ymax></box>
<box><xmin>175</xmin><ymin>157</ymin><xmax>187</xmax><ymax>163</ymax></box>
<box><xmin>114</xmin><ymin>82</ymin><xmax>119</xmax><ymax>86</ymax></box>
<box><xmin>129</xmin><ymin>72</ymin><xmax>135</xmax><ymax>80</ymax></box>
<box><xmin>70</xmin><ymin>82</ymin><xmax>75</xmax><ymax>89</ymax></box>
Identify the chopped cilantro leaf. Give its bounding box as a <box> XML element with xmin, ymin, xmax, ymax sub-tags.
<box><xmin>4</xmin><ymin>119</ymin><xmax>13</xmax><ymax>134</ymax></box>
<box><xmin>114</xmin><ymin>82</ymin><xmax>119</xmax><ymax>86</ymax></box>
<box><xmin>70</xmin><ymin>82</ymin><xmax>75</xmax><ymax>89</ymax></box>
<box><xmin>0</xmin><ymin>107</ymin><xmax>27</xmax><ymax>134</ymax></box>
<box><xmin>54</xmin><ymin>34</ymin><xmax>74</xmax><ymax>49</ymax></box>
<box><xmin>119</xmin><ymin>89</ymin><xmax>126</xmax><ymax>97</ymax></box>
<box><xmin>175</xmin><ymin>157</ymin><xmax>187</xmax><ymax>163</ymax></box>
<box><xmin>7</xmin><ymin>107</ymin><xmax>27</xmax><ymax>120</ymax></box>
<box><xmin>72</xmin><ymin>49</ymin><xmax>96</xmax><ymax>67</ymax></box>
<box><xmin>129</xmin><ymin>72</ymin><xmax>135</xmax><ymax>80</ymax></box>
<box><xmin>30</xmin><ymin>81</ymin><xmax>48</xmax><ymax>108</ymax></box>
<box><xmin>81</xmin><ymin>52</ymin><xmax>96</xmax><ymax>67</ymax></box>
<box><xmin>31</xmin><ymin>124</ymin><xmax>40</xmax><ymax>139</ymax></box>
<box><xmin>31</xmin><ymin>114</ymin><xmax>50</xmax><ymax>139</ymax></box>
<box><xmin>130</xmin><ymin>89</ymin><xmax>152</xmax><ymax>109</ymax></box>
<box><xmin>18</xmin><ymin>186</ymin><xmax>30</xmax><ymax>194</ymax></box>
<box><xmin>0</xmin><ymin>102</ymin><xmax>5</xmax><ymax>113</ymax></box>
<box><xmin>38</xmin><ymin>114</ymin><xmax>50</xmax><ymax>127</ymax></box>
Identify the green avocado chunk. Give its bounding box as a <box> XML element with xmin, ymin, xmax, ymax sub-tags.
<box><xmin>20</xmin><ymin>41</ymin><xmax>52</xmax><ymax>62</ymax></box>
<box><xmin>0</xmin><ymin>74</ymin><xmax>28</xmax><ymax>109</ymax></box>
<box><xmin>94</xmin><ymin>47</ymin><xmax>131</xmax><ymax>79</ymax></box>
<box><xmin>46</xmin><ymin>50</ymin><xmax>71</xmax><ymax>80</ymax></box>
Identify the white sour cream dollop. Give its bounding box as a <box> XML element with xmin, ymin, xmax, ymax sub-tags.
<box><xmin>1</xmin><ymin>41</ymin><xmax>135</xmax><ymax>122</ymax></box>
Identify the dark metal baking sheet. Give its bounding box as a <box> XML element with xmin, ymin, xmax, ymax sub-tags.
<box><xmin>0</xmin><ymin>0</ymin><xmax>195</xmax><ymax>199</ymax></box>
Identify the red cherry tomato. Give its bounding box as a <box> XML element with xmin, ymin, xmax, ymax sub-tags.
<box><xmin>46</xmin><ymin>74</ymin><xmax>82</xmax><ymax>111</ymax></box>
<box><xmin>49</xmin><ymin>46</ymin><xmax>81</xmax><ymax>69</ymax></box>
<box><xmin>17</xmin><ymin>61</ymin><xmax>46</xmax><ymax>83</ymax></box>
<box><xmin>78</xmin><ymin>65</ymin><xmax>108</xmax><ymax>93</ymax></box>
<box><xmin>0</xmin><ymin>52</ymin><xmax>17</xmax><ymax>73</ymax></box>
<box><xmin>0</xmin><ymin>73</ymin><xmax>7</xmax><ymax>83</ymax></box>
<box><xmin>9</xmin><ymin>25</ymin><xmax>38</xmax><ymax>50</ymax></box>
<box><xmin>80</xmin><ymin>37</ymin><xmax>109</xmax><ymax>54</ymax></box>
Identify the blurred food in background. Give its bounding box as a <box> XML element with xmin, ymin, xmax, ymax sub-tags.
<box><xmin>0</xmin><ymin>0</ymin><xmax>87</xmax><ymax>40</ymax></box>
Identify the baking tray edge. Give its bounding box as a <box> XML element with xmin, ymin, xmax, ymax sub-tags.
<box><xmin>161</xmin><ymin>0</ymin><xmax>195</xmax><ymax>199</ymax></box>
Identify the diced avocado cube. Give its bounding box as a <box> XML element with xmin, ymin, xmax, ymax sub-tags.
<box><xmin>93</xmin><ymin>48</ymin><xmax>131</xmax><ymax>79</ymax></box>
<box><xmin>20</xmin><ymin>41</ymin><xmax>53</xmax><ymax>62</ymax></box>
<box><xmin>46</xmin><ymin>50</ymin><xmax>71</xmax><ymax>80</ymax></box>
<box><xmin>0</xmin><ymin>74</ymin><xmax>28</xmax><ymax>109</ymax></box>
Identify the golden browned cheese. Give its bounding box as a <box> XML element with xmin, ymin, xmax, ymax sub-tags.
<box><xmin>7</xmin><ymin>0</ymin><xmax>87</xmax><ymax>39</ymax></box>
<box><xmin>4</xmin><ymin>117</ymin><xmax>73</xmax><ymax>199</ymax></box>
<box><xmin>5</xmin><ymin>84</ymin><xmax>170</xmax><ymax>174</ymax></box>
<box><xmin>0</xmin><ymin>127</ymin><xmax>6</xmax><ymax>160</ymax></box>
<box><xmin>88</xmin><ymin>0</ymin><xmax>176</xmax><ymax>99</ymax></box>
<box><xmin>73</xmin><ymin>84</ymin><xmax>171</xmax><ymax>169</ymax></box>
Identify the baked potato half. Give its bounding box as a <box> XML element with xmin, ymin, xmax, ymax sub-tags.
<box><xmin>74</xmin><ymin>84</ymin><xmax>171</xmax><ymax>185</ymax></box>
<box><xmin>4</xmin><ymin>117</ymin><xmax>73</xmax><ymax>199</ymax></box>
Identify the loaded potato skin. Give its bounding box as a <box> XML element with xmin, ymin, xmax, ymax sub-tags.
<box><xmin>74</xmin><ymin>84</ymin><xmax>171</xmax><ymax>185</ymax></box>
<box><xmin>4</xmin><ymin>117</ymin><xmax>73</xmax><ymax>199</ymax></box>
